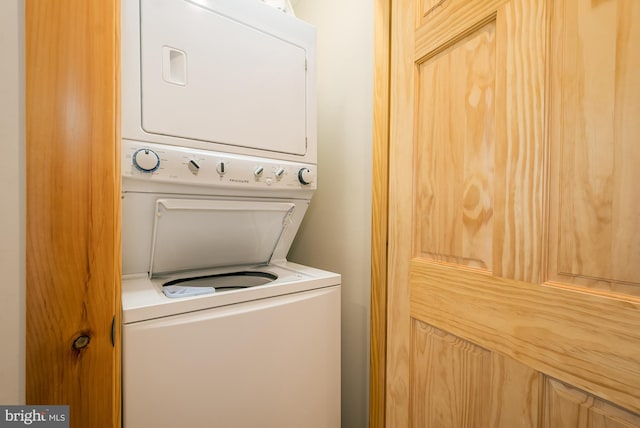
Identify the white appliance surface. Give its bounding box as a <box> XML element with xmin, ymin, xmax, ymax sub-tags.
<box><xmin>120</xmin><ymin>140</ymin><xmax>317</xmax><ymax>276</ymax></box>
<box><xmin>123</xmin><ymin>283</ymin><xmax>340</xmax><ymax>428</ymax></box>
<box><xmin>122</xmin><ymin>261</ymin><xmax>340</xmax><ymax>324</ymax></box>
<box><xmin>122</xmin><ymin>0</ymin><xmax>317</xmax><ymax>163</ymax></box>
<box><xmin>121</xmin><ymin>2</ymin><xmax>337</xmax><ymax>427</ymax></box>
<box><xmin>121</xmin><ymin>138</ymin><xmax>341</xmax><ymax>427</ymax></box>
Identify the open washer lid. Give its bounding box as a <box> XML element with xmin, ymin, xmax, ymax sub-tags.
<box><xmin>149</xmin><ymin>199</ymin><xmax>296</xmax><ymax>277</ymax></box>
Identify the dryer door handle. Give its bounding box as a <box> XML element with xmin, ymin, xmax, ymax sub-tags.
<box><xmin>162</xmin><ymin>46</ymin><xmax>187</xmax><ymax>86</ymax></box>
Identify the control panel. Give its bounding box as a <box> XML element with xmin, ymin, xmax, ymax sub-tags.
<box><xmin>122</xmin><ymin>140</ymin><xmax>317</xmax><ymax>191</ymax></box>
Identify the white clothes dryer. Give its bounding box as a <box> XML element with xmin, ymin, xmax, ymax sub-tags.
<box><xmin>121</xmin><ymin>0</ymin><xmax>317</xmax><ymax>163</ymax></box>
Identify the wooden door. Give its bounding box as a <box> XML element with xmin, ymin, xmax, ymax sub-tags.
<box><xmin>379</xmin><ymin>0</ymin><xmax>640</xmax><ymax>426</ymax></box>
<box><xmin>26</xmin><ymin>1</ymin><xmax>121</xmax><ymax>427</ymax></box>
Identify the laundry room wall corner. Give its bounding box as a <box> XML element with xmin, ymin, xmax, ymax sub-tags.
<box><xmin>287</xmin><ymin>1</ymin><xmax>374</xmax><ymax>427</ymax></box>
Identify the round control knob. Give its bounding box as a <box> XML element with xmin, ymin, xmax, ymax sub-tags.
<box><xmin>254</xmin><ymin>166</ymin><xmax>264</xmax><ymax>178</ymax></box>
<box><xmin>298</xmin><ymin>168</ymin><xmax>315</xmax><ymax>185</ymax></box>
<box><xmin>132</xmin><ymin>148</ymin><xmax>160</xmax><ymax>173</ymax></box>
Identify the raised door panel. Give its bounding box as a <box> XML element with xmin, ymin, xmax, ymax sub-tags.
<box><xmin>411</xmin><ymin>322</ymin><xmax>540</xmax><ymax>428</ymax></box>
<box><xmin>544</xmin><ymin>378</ymin><xmax>640</xmax><ymax>428</ymax></box>
<box><xmin>413</xmin><ymin>0</ymin><xmax>547</xmax><ymax>283</ymax></box>
<box><xmin>548</xmin><ymin>0</ymin><xmax>640</xmax><ymax>295</ymax></box>
<box><xmin>411</xmin><ymin>322</ymin><xmax>493</xmax><ymax>427</ymax></box>
<box><xmin>414</xmin><ymin>22</ymin><xmax>495</xmax><ymax>271</ymax></box>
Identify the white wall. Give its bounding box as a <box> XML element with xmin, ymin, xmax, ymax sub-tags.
<box><xmin>288</xmin><ymin>2</ymin><xmax>373</xmax><ymax>427</ymax></box>
<box><xmin>0</xmin><ymin>0</ymin><xmax>25</xmax><ymax>405</ymax></box>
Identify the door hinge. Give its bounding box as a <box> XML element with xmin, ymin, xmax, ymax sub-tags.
<box><xmin>111</xmin><ymin>315</ymin><xmax>116</xmax><ymax>347</ymax></box>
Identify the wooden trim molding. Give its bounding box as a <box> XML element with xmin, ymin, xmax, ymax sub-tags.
<box><xmin>26</xmin><ymin>1</ymin><xmax>121</xmax><ymax>427</ymax></box>
<box><xmin>370</xmin><ymin>0</ymin><xmax>392</xmax><ymax>426</ymax></box>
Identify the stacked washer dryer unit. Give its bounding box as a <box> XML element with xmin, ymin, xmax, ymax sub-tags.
<box><xmin>120</xmin><ymin>1</ymin><xmax>340</xmax><ymax>427</ymax></box>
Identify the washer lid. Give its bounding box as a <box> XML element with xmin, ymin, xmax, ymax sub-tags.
<box><xmin>149</xmin><ymin>199</ymin><xmax>296</xmax><ymax>277</ymax></box>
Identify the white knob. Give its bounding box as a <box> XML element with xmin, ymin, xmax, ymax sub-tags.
<box><xmin>274</xmin><ymin>167</ymin><xmax>286</xmax><ymax>179</ymax></box>
<box><xmin>188</xmin><ymin>159</ymin><xmax>200</xmax><ymax>175</ymax></box>
<box><xmin>298</xmin><ymin>168</ymin><xmax>315</xmax><ymax>185</ymax></box>
<box><xmin>132</xmin><ymin>148</ymin><xmax>160</xmax><ymax>172</ymax></box>
<box><xmin>216</xmin><ymin>161</ymin><xmax>226</xmax><ymax>175</ymax></box>
<box><xmin>254</xmin><ymin>166</ymin><xmax>264</xmax><ymax>178</ymax></box>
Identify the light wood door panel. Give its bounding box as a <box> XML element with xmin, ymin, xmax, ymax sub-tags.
<box><xmin>411</xmin><ymin>322</ymin><xmax>495</xmax><ymax>427</ymax></box>
<box><xmin>548</xmin><ymin>0</ymin><xmax>640</xmax><ymax>294</ymax></box>
<box><xmin>382</xmin><ymin>0</ymin><xmax>640</xmax><ymax>425</ymax></box>
<box><xmin>411</xmin><ymin>322</ymin><xmax>540</xmax><ymax>427</ymax></box>
<box><xmin>414</xmin><ymin>21</ymin><xmax>495</xmax><ymax>270</ymax></box>
<box><xmin>411</xmin><ymin>261</ymin><xmax>640</xmax><ymax>414</ymax></box>
<box><xmin>544</xmin><ymin>379</ymin><xmax>640</xmax><ymax>428</ymax></box>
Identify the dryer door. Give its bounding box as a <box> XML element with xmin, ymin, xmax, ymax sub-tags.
<box><xmin>139</xmin><ymin>0</ymin><xmax>313</xmax><ymax>156</ymax></box>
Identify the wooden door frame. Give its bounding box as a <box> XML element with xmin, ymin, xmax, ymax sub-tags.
<box><xmin>370</xmin><ymin>0</ymin><xmax>391</xmax><ymax>427</ymax></box>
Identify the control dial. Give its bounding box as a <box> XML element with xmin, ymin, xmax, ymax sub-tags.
<box><xmin>188</xmin><ymin>159</ymin><xmax>200</xmax><ymax>175</ymax></box>
<box><xmin>132</xmin><ymin>148</ymin><xmax>160</xmax><ymax>173</ymax></box>
<box><xmin>274</xmin><ymin>167</ymin><xmax>286</xmax><ymax>179</ymax></box>
<box><xmin>216</xmin><ymin>161</ymin><xmax>226</xmax><ymax>176</ymax></box>
<box><xmin>298</xmin><ymin>167</ymin><xmax>315</xmax><ymax>185</ymax></box>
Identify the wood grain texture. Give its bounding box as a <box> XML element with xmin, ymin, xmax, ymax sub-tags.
<box><xmin>414</xmin><ymin>22</ymin><xmax>495</xmax><ymax>270</ymax></box>
<box><xmin>411</xmin><ymin>321</ymin><xmax>540</xmax><ymax>427</ymax></box>
<box><xmin>370</xmin><ymin>0</ymin><xmax>391</xmax><ymax>426</ymax></box>
<box><xmin>385</xmin><ymin>0</ymin><xmax>416</xmax><ymax>425</ymax></box>
<box><xmin>26</xmin><ymin>1</ymin><xmax>121</xmax><ymax>427</ymax></box>
<box><xmin>544</xmin><ymin>378</ymin><xmax>640</xmax><ymax>428</ymax></box>
<box><xmin>411</xmin><ymin>321</ymin><xmax>493</xmax><ymax>427</ymax></box>
<box><xmin>387</xmin><ymin>0</ymin><xmax>548</xmax><ymax>425</ymax></box>
<box><xmin>415</xmin><ymin>0</ymin><xmax>506</xmax><ymax>61</ymax></box>
<box><xmin>493</xmin><ymin>0</ymin><xmax>547</xmax><ymax>283</ymax></box>
<box><xmin>413</xmin><ymin>0</ymin><xmax>547</xmax><ymax>283</ymax></box>
<box><xmin>421</xmin><ymin>0</ymin><xmax>448</xmax><ymax>21</ymax></box>
<box><xmin>383</xmin><ymin>0</ymin><xmax>640</xmax><ymax>424</ymax></box>
<box><xmin>410</xmin><ymin>260</ymin><xmax>640</xmax><ymax>415</ymax></box>
<box><xmin>548</xmin><ymin>0</ymin><xmax>640</xmax><ymax>294</ymax></box>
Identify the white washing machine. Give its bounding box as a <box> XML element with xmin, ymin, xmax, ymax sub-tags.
<box><xmin>121</xmin><ymin>1</ymin><xmax>340</xmax><ymax>427</ymax></box>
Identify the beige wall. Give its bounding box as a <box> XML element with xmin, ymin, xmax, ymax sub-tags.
<box><xmin>288</xmin><ymin>1</ymin><xmax>373</xmax><ymax>427</ymax></box>
<box><xmin>0</xmin><ymin>0</ymin><xmax>25</xmax><ymax>404</ymax></box>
